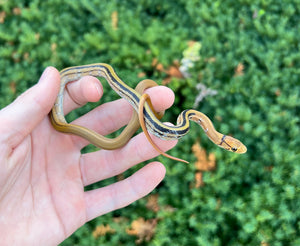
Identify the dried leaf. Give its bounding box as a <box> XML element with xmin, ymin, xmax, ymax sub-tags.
<box><xmin>146</xmin><ymin>194</ymin><xmax>160</xmax><ymax>212</ymax></box>
<box><xmin>151</xmin><ymin>58</ymin><xmax>158</xmax><ymax>67</ymax></box>
<box><xmin>162</xmin><ymin>205</ymin><xmax>176</xmax><ymax>213</ymax></box>
<box><xmin>187</xmin><ymin>40</ymin><xmax>197</xmax><ymax>47</ymax></box>
<box><xmin>261</xmin><ymin>241</ymin><xmax>269</xmax><ymax>246</ymax></box>
<box><xmin>165</xmin><ymin>64</ymin><xmax>183</xmax><ymax>79</ymax></box>
<box><xmin>137</xmin><ymin>72</ymin><xmax>146</xmax><ymax>78</ymax></box>
<box><xmin>92</xmin><ymin>224</ymin><xmax>115</xmax><ymax>238</ymax></box>
<box><xmin>9</xmin><ymin>81</ymin><xmax>16</xmax><ymax>94</ymax></box>
<box><xmin>35</xmin><ymin>33</ymin><xmax>40</xmax><ymax>41</ymax></box>
<box><xmin>13</xmin><ymin>7</ymin><xmax>21</xmax><ymax>15</ymax></box>
<box><xmin>51</xmin><ymin>43</ymin><xmax>57</xmax><ymax>51</ymax></box>
<box><xmin>23</xmin><ymin>52</ymin><xmax>29</xmax><ymax>60</ymax></box>
<box><xmin>0</xmin><ymin>11</ymin><xmax>6</xmax><ymax>23</ymax></box>
<box><xmin>152</xmin><ymin>58</ymin><xmax>184</xmax><ymax>85</ymax></box>
<box><xmin>162</xmin><ymin>77</ymin><xmax>172</xmax><ymax>85</ymax></box>
<box><xmin>195</xmin><ymin>172</ymin><xmax>204</xmax><ymax>188</ymax></box>
<box><xmin>215</xmin><ymin>115</ymin><xmax>222</xmax><ymax>122</ymax></box>
<box><xmin>216</xmin><ymin>199</ymin><xmax>222</xmax><ymax>210</ymax></box>
<box><xmin>264</xmin><ymin>166</ymin><xmax>273</xmax><ymax>172</ymax></box>
<box><xmin>234</xmin><ymin>63</ymin><xmax>244</xmax><ymax>77</ymax></box>
<box><xmin>155</xmin><ymin>62</ymin><xmax>164</xmax><ymax>72</ymax></box>
<box><xmin>111</xmin><ymin>11</ymin><xmax>118</xmax><ymax>30</ymax></box>
<box><xmin>126</xmin><ymin>218</ymin><xmax>157</xmax><ymax>244</ymax></box>
<box><xmin>192</xmin><ymin>141</ymin><xmax>216</xmax><ymax>188</ymax></box>
<box><xmin>113</xmin><ymin>216</ymin><xmax>128</xmax><ymax>223</ymax></box>
<box><xmin>192</xmin><ymin>141</ymin><xmax>216</xmax><ymax>171</ymax></box>
<box><xmin>11</xmin><ymin>51</ymin><xmax>20</xmax><ymax>63</ymax></box>
<box><xmin>205</xmin><ymin>57</ymin><xmax>216</xmax><ymax>63</ymax></box>
<box><xmin>274</xmin><ymin>89</ymin><xmax>281</xmax><ymax>96</ymax></box>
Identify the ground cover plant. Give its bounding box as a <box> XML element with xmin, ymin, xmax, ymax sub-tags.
<box><xmin>0</xmin><ymin>0</ymin><xmax>299</xmax><ymax>245</ymax></box>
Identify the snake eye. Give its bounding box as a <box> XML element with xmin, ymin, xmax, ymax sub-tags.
<box><xmin>231</xmin><ymin>147</ymin><xmax>237</xmax><ymax>152</ymax></box>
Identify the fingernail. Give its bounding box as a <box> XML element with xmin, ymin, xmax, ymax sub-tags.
<box><xmin>93</xmin><ymin>82</ymin><xmax>102</xmax><ymax>98</ymax></box>
<box><xmin>38</xmin><ymin>67</ymin><xmax>51</xmax><ymax>83</ymax></box>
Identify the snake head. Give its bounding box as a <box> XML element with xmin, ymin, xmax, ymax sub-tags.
<box><xmin>219</xmin><ymin>135</ymin><xmax>247</xmax><ymax>154</ymax></box>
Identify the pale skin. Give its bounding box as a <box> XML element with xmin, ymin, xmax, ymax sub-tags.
<box><xmin>0</xmin><ymin>67</ymin><xmax>176</xmax><ymax>245</ymax></box>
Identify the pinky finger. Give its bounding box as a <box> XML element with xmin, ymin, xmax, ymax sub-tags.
<box><xmin>84</xmin><ymin>162</ymin><xmax>166</xmax><ymax>221</ymax></box>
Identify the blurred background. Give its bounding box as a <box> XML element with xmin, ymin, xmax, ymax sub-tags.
<box><xmin>0</xmin><ymin>0</ymin><xmax>299</xmax><ymax>245</ymax></box>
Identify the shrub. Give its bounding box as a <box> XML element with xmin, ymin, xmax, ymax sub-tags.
<box><xmin>0</xmin><ymin>0</ymin><xmax>299</xmax><ymax>245</ymax></box>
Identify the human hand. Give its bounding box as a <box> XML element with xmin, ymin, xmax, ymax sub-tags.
<box><xmin>0</xmin><ymin>67</ymin><xmax>176</xmax><ymax>245</ymax></box>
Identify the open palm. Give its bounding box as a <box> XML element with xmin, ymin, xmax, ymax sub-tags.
<box><xmin>0</xmin><ymin>67</ymin><xmax>176</xmax><ymax>245</ymax></box>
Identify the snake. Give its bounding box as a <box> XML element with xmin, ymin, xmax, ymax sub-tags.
<box><xmin>50</xmin><ymin>63</ymin><xmax>247</xmax><ymax>163</ymax></box>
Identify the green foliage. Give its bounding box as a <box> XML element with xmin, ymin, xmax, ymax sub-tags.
<box><xmin>1</xmin><ymin>0</ymin><xmax>299</xmax><ymax>245</ymax></box>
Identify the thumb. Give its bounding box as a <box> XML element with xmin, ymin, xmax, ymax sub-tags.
<box><xmin>0</xmin><ymin>66</ymin><xmax>60</xmax><ymax>147</ymax></box>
